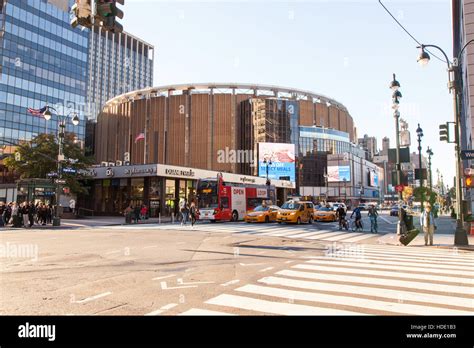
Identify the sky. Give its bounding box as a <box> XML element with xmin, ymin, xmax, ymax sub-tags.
<box><xmin>122</xmin><ymin>0</ymin><xmax>454</xmax><ymax>187</ymax></box>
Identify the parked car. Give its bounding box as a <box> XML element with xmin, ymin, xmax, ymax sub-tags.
<box><xmin>244</xmin><ymin>205</ymin><xmax>279</xmax><ymax>223</ymax></box>
<box><xmin>314</xmin><ymin>207</ymin><xmax>337</xmax><ymax>222</ymax></box>
<box><xmin>358</xmin><ymin>203</ymin><xmax>368</xmax><ymax>211</ymax></box>
<box><xmin>276</xmin><ymin>201</ymin><xmax>314</xmax><ymax>224</ymax></box>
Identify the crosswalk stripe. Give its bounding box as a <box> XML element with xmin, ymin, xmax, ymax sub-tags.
<box><xmin>357</xmin><ymin>248</ymin><xmax>474</xmax><ymax>262</ymax></box>
<box><xmin>286</xmin><ymin>231</ymin><xmax>335</xmax><ymax>239</ymax></box>
<box><xmin>258</xmin><ymin>276</ymin><xmax>474</xmax><ymax>309</ymax></box>
<box><xmin>179</xmin><ymin>308</ymin><xmax>235</xmax><ymax>315</ymax></box>
<box><xmin>361</xmin><ymin>245</ymin><xmax>474</xmax><ymax>259</ymax></box>
<box><xmin>260</xmin><ymin>230</ymin><xmax>313</xmax><ymax>237</ymax></box>
<box><xmin>236</xmin><ymin>284</ymin><xmax>473</xmax><ymax>315</ymax></box>
<box><xmin>205</xmin><ymin>294</ymin><xmax>363</xmax><ymax>315</ymax></box>
<box><xmin>320</xmin><ymin>232</ymin><xmax>363</xmax><ymax>242</ymax></box>
<box><xmin>322</xmin><ymin>252</ymin><xmax>471</xmax><ymax>267</ymax></box>
<box><xmin>256</xmin><ymin>228</ymin><xmax>306</xmax><ymax>236</ymax></box>
<box><xmin>278</xmin><ymin>269</ymin><xmax>473</xmax><ymax>296</ymax></box>
<box><xmin>305</xmin><ymin>259</ymin><xmax>474</xmax><ymax>277</ymax></box>
<box><xmin>306</xmin><ymin>231</ymin><xmax>350</xmax><ymax>239</ymax></box>
<box><xmin>304</xmin><ymin>256</ymin><xmax>474</xmax><ymax>272</ymax></box>
<box><xmin>340</xmin><ymin>233</ymin><xmax>378</xmax><ymax>243</ymax></box>
<box><xmin>293</xmin><ymin>263</ymin><xmax>474</xmax><ymax>286</ymax></box>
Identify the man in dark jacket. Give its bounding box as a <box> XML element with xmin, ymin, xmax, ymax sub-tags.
<box><xmin>28</xmin><ymin>201</ymin><xmax>36</xmax><ymax>227</ymax></box>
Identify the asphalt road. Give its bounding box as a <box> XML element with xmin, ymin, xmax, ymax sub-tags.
<box><xmin>1</xmin><ymin>212</ymin><xmax>471</xmax><ymax>316</ymax></box>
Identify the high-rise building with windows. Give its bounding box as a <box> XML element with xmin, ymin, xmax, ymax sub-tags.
<box><xmin>86</xmin><ymin>27</ymin><xmax>154</xmax><ymax>121</ymax></box>
<box><xmin>0</xmin><ymin>0</ymin><xmax>88</xmax><ymax>144</ymax></box>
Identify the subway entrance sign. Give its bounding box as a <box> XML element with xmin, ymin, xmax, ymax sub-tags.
<box><xmin>461</xmin><ymin>150</ymin><xmax>474</xmax><ymax>160</ymax></box>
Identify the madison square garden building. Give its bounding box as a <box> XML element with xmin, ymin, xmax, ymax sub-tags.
<box><xmin>90</xmin><ymin>83</ymin><xmax>382</xmax><ymax>216</ymax></box>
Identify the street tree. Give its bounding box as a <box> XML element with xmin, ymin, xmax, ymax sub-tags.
<box><xmin>4</xmin><ymin>133</ymin><xmax>95</xmax><ymax>194</ymax></box>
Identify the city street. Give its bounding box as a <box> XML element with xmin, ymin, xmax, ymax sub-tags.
<box><xmin>1</xmin><ymin>213</ymin><xmax>472</xmax><ymax>316</ymax></box>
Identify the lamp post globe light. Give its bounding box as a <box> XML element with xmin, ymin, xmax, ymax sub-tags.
<box><xmin>416</xmin><ymin>42</ymin><xmax>472</xmax><ymax>245</ymax></box>
<box><xmin>426</xmin><ymin>147</ymin><xmax>434</xmax><ymax>192</ymax></box>
<box><xmin>416</xmin><ymin>123</ymin><xmax>424</xmax><ymax>211</ymax></box>
<box><xmin>43</xmin><ymin>106</ymin><xmax>80</xmax><ymax>226</ymax></box>
<box><xmin>263</xmin><ymin>158</ymin><xmax>272</xmax><ymax>186</ymax></box>
<box><xmin>390</xmin><ymin>74</ymin><xmax>404</xmax><ymax>234</ymax></box>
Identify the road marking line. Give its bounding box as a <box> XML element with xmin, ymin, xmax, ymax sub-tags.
<box><xmin>152</xmin><ymin>274</ymin><xmax>176</xmax><ymax>281</ymax></box>
<box><xmin>320</xmin><ymin>232</ymin><xmax>361</xmax><ymax>242</ymax></box>
<box><xmin>305</xmin><ymin>259</ymin><xmax>474</xmax><ymax>277</ymax></box>
<box><xmin>105</xmin><ymin>250</ymin><xmax>121</xmax><ymax>255</ymax></box>
<box><xmin>239</xmin><ymin>263</ymin><xmax>264</xmax><ymax>266</ymax></box>
<box><xmin>237</xmin><ymin>284</ymin><xmax>472</xmax><ymax>316</ymax></box>
<box><xmin>221</xmin><ymin>279</ymin><xmax>240</xmax><ymax>287</ymax></box>
<box><xmin>179</xmin><ymin>308</ymin><xmax>235</xmax><ymax>315</ymax></box>
<box><xmin>145</xmin><ymin>303</ymin><xmax>178</xmax><ymax>316</ymax></box>
<box><xmin>340</xmin><ymin>233</ymin><xmax>377</xmax><ymax>243</ymax></box>
<box><xmin>360</xmin><ymin>246</ymin><xmax>474</xmax><ymax>260</ymax></box>
<box><xmin>345</xmin><ymin>251</ymin><xmax>472</xmax><ymax>265</ymax></box>
<box><xmin>278</xmin><ymin>269</ymin><xmax>473</xmax><ymax>296</ymax></box>
<box><xmin>285</xmin><ymin>260</ymin><xmax>294</xmax><ymax>264</ymax></box>
<box><xmin>259</xmin><ymin>276</ymin><xmax>473</xmax><ymax>309</ymax></box>
<box><xmin>177</xmin><ymin>278</ymin><xmax>215</xmax><ymax>285</ymax></box>
<box><xmin>75</xmin><ymin>292</ymin><xmax>112</xmax><ymax>304</ymax></box>
<box><xmin>293</xmin><ymin>263</ymin><xmax>474</xmax><ymax>285</ymax></box>
<box><xmin>304</xmin><ymin>256</ymin><xmax>474</xmax><ymax>272</ymax></box>
<box><xmin>161</xmin><ymin>281</ymin><xmax>197</xmax><ymax>290</ymax></box>
<box><xmin>358</xmin><ymin>248</ymin><xmax>474</xmax><ymax>262</ymax></box>
<box><xmin>306</xmin><ymin>231</ymin><xmax>349</xmax><ymax>239</ymax></box>
<box><xmin>259</xmin><ymin>267</ymin><xmax>274</xmax><ymax>272</ymax></box>
<box><xmin>379</xmin><ymin>216</ymin><xmax>397</xmax><ymax>224</ymax></box>
<box><xmin>286</xmin><ymin>231</ymin><xmax>332</xmax><ymax>239</ymax></box>
<box><xmin>205</xmin><ymin>294</ymin><xmax>362</xmax><ymax>315</ymax></box>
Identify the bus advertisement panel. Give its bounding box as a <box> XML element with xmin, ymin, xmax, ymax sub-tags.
<box><xmin>258</xmin><ymin>143</ymin><xmax>296</xmax><ymax>182</ymax></box>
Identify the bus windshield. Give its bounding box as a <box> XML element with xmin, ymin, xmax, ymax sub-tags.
<box><xmin>197</xmin><ymin>180</ymin><xmax>218</xmax><ymax>209</ymax></box>
<box><xmin>281</xmin><ymin>202</ymin><xmax>301</xmax><ymax>210</ymax></box>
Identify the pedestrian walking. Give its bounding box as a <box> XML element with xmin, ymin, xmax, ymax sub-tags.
<box><xmin>124</xmin><ymin>204</ymin><xmax>133</xmax><ymax>224</ymax></box>
<box><xmin>350</xmin><ymin>204</ymin><xmax>363</xmax><ymax>231</ymax></box>
<box><xmin>140</xmin><ymin>204</ymin><xmax>148</xmax><ymax>220</ymax></box>
<box><xmin>3</xmin><ymin>202</ymin><xmax>12</xmax><ymax>226</ymax></box>
<box><xmin>368</xmin><ymin>204</ymin><xmax>378</xmax><ymax>233</ymax></box>
<box><xmin>180</xmin><ymin>198</ymin><xmax>188</xmax><ymax>226</ymax></box>
<box><xmin>28</xmin><ymin>201</ymin><xmax>36</xmax><ymax>227</ymax></box>
<box><xmin>0</xmin><ymin>202</ymin><xmax>5</xmax><ymax>227</ymax></box>
<box><xmin>46</xmin><ymin>204</ymin><xmax>53</xmax><ymax>224</ymax></box>
<box><xmin>69</xmin><ymin>199</ymin><xmax>76</xmax><ymax>216</ymax></box>
<box><xmin>189</xmin><ymin>200</ymin><xmax>198</xmax><ymax>227</ymax></box>
<box><xmin>38</xmin><ymin>203</ymin><xmax>47</xmax><ymax>225</ymax></box>
<box><xmin>420</xmin><ymin>203</ymin><xmax>437</xmax><ymax>246</ymax></box>
<box><xmin>133</xmin><ymin>204</ymin><xmax>141</xmax><ymax>224</ymax></box>
<box><xmin>21</xmin><ymin>202</ymin><xmax>30</xmax><ymax>228</ymax></box>
<box><xmin>11</xmin><ymin>202</ymin><xmax>21</xmax><ymax>227</ymax></box>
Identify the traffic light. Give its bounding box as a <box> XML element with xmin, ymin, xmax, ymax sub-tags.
<box><xmin>465</xmin><ymin>175</ymin><xmax>474</xmax><ymax>189</ymax></box>
<box><xmin>439</xmin><ymin>123</ymin><xmax>449</xmax><ymax>142</ymax></box>
<box><xmin>70</xmin><ymin>0</ymin><xmax>93</xmax><ymax>29</ymax></box>
<box><xmin>96</xmin><ymin>0</ymin><xmax>124</xmax><ymax>33</ymax></box>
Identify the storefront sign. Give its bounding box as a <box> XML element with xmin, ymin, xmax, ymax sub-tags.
<box><xmin>124</xmin><ymin>166</ymin><xmax>157</xmax><ymax>176</ymax></box>
<box><xmin>164</xmin><ymin>168</ymin><xmax>195</xmax><ymax>177</ymax></box>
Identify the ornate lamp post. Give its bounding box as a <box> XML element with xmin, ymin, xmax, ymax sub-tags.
<box><xmin>426</xmin><ymin>147</ymin><xmax>434</xmax><ymax>192</ymax></box>
<box><xmin>43</xmin><ymin>106</ymin><xmax>80</xmax><ymax>226</ymax></box>
<box><xmin>416</xmin><ymin>42</ymin><xmax>471</xmax><ymax>245</ymax></box>
<box><xmin>416</xmin><ymin>123</ymin><xmax>424</xmax><ymax>211</ymax></box>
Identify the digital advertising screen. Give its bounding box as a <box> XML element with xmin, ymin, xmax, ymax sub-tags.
<box><xmin>370</xmin><ymin>170</ymin><xmax>379</xmax><ymax>187</ymax></box>
<box><xmin>258</xmin><ymin>143</ymin><xmax>296</xmax><ymax>182</ymax></box>
<box><xmin>327</xmin><ymin>165</ymin><xmax>351</xmax><ymax>182</ymax></box>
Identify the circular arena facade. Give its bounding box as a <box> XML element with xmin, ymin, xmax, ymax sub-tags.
<box><xmin>95</xmin><ymin>83</ymin><xmax>356</xmax><ymax>176</ymax></box>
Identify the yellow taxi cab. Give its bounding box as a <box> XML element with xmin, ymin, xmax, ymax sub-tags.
<box><xmin>314</xmin><ymin>206</ymin><xmax>337</xmax><ymax>222</ymax></box>
<box><xmin>244</xmin><ymin>205</ymin><xmax>280</xmax><ymax>223</ymax></box>
<box><xmin>276</xmin><ymin>201</ymin><xmax>314</xmax><ymax>224</ymax></box>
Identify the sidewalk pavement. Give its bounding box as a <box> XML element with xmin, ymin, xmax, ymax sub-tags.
<box><xmin>377</xmin><ymin>233</ymin><xmax>474</xmax><ymax>251</ymax></box>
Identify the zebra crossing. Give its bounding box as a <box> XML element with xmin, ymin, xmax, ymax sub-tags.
<box><xmin>178</xmin><ymin>244</ymin><xmax>474</xmax><ymax>315</ymax></box>
<box><xmin>107</xmin><ymin>221</ymin><xmax>379</xmax><ymax>243</ymax></box>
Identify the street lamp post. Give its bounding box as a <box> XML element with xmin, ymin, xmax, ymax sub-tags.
<box><xmin>417</xmin><ymin>42</ymin><xmax>471</xmax><ymax>245</ymax></box>
<box><xmin>343</xmin><ymin>178</ymin><xmax>347</xmax><ymax>204</ymax></box>
<box><xmin>43</xmin><ymin>106</ymin><xmax>80</xmax><ymax>226</ymax></box>
<box><xmin>390</xmin><ymin>74</ymin><xmax>404</xmax><ymax>234</ymax></box>
<box><xmin>263</xmin><ymin>158</ymin><xmax>272</xmax><ymax>186</ymax></box>
<box><xmin>426</xmin><ymin>147</ymin><xmax>434</xmax><ymax>192</ymax></box>
<box><xmin>323</xmin><ymin>171</ymin><xmax>329</xmax><ymax>203</ymax></box>
<box><xmin>416</xmin><ymin>123</ymin><xmax>424</xmax><ymax>211</ymax></box>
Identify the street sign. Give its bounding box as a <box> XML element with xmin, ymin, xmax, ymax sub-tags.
<box><xmin>62</xmin><ymin>167</ymin><xmax>77</xmax><ymax>174</ymax></box>
<box><xmin>47</xmin><ymin>172</ymin><xmax>58</xmax><ymax>177</ymax></box>
<box><xmin>55</xmin><ymin>179</ymin><xmax>66</xmax><ymax>184</ymax></box>
<box><xmin>461</xmin><ymin>150</ymin><xmax>474</xmax><ymax>160</ymax></box>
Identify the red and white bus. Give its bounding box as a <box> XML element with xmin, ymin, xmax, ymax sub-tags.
<box><xmin>197</xmin><ymin>174</ymin><xmax>276</xmax><ymax>222</ymax></box>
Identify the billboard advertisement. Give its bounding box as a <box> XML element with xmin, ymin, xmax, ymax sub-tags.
<box><xmin>370</xmin><ymin>171</ymin><xmax>379</xmax><ymax>187</ymax></box>
<box><xmin>327</xmin><ymin>166</ymin><xmax>351</xmax><ymax>182</ymax></box>
<box><xmin>258</xmin><ymin>143</ymin><xmax>296</xmax><ymax>182</ymax></box>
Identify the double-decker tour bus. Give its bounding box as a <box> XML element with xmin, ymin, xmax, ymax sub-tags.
<box><xmin>197</xmin><ymin>173</ymin><xmax>276</xmax><ymax>222</ymax></box>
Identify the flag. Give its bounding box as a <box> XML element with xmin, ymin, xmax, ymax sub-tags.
<box><xmin>135</xmin><ymin>132</ymin><xmax>145</xmax><ymax>143</ymax></box>
<box><xmin>27</xmin><ymin>106</ymin><xmax>47</xmax><ymax>117</ymax></box>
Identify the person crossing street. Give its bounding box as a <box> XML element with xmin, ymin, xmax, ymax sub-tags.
<box><xmin>420</xmin><ymin>203</ymin><xmax>437</xmax><ymax>246</ymax></box>
<box><xmin>368</xmin><ymin>204</ymin><xmax>378</xmax><ymax>233</ymax></box>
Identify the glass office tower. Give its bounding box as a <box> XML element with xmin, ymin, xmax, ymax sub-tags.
<box><xmin>0</xmin><ymin>0</ymin><xmax>88</xmax><ymax>143</ymax></box>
